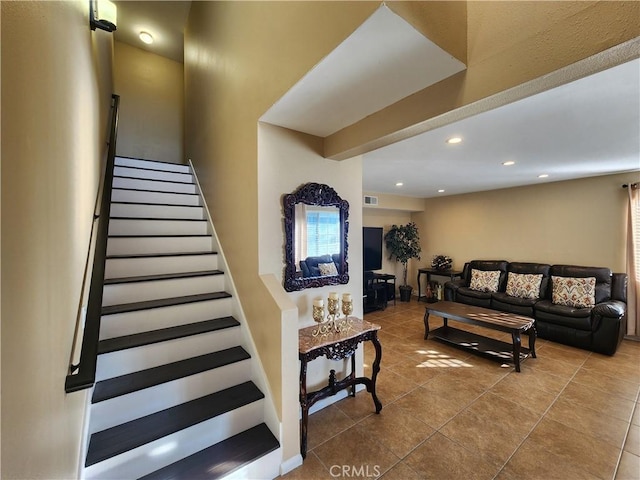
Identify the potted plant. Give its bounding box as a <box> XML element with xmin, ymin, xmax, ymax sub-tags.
<box><xmin>384</xmin><ymin>222</ymin><xmax>421</xmax><ymax>302</ymax></box>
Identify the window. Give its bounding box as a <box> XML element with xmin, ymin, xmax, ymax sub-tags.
<box><xmin>306</xmin><ymin>207</ymin><xmax>340</xmax><ymax>257</ymax></box>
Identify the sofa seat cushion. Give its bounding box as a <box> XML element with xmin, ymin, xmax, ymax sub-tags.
<box><xmin>535</xmin><ymin>300</ymin><xmax>592</xmax><ymax>331</ymax></box>
<box><xmin>456</xmin><ymin>286</ymin><xmax>493</xmax><ymax>308</ymax></box>
<box><xmin>491</xmin><ymin>292</ymin><xmax>537</xmax><ymax>317</ymax></box>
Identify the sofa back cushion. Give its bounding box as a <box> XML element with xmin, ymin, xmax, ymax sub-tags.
<box><xmin>464</xmin><ymin>260</ymin><xmax>508</xmax><ymax>291</ymax></box>
<box><xmin>507</xmin><ymin>262</ymin><xmax>551</xmax><ymax>299</ymax></box>
<box><xmin>548</xmin><ymin>265</ymin><xmax>611</xmax><ymax>303</ymax></box>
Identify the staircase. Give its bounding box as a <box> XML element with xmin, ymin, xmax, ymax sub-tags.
<box><xmin>83</xmin><ymin>157</ymin><xmax>280</xmax><ymax>479</ymax></box>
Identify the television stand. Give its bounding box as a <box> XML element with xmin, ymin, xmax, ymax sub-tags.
<box><xmin>373</xmin><ymin>273</ymin><xmax>396</xmax><ymax>305</ymax></box>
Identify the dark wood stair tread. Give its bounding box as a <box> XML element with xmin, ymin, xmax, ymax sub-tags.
<box><xmin>98</xmin><ymin>316</ymin><xmax>240</xmax><ymax>354</ymax></box>
<box><xmin>104</xmin><ymin>270</ymin><xmax>223</xmax><ymax>285</ymax></box>
<box><xmin>101</xmin><ymin>292</ymin><xmax>231</xmax><ymax>315</ymax></box>
<box><xmin>92</xmin><ymin>346</ymin><xmax>251</xmax><ymax>403</ymax></box>
<box><xmin>86</xmin><ymin>381</ymin><xmax>264</xmax><ymax>467</ymax></box>
<box><xmin>107</xmin><ymin>251</ymin><xmax>217</xmax><ymax>259</ymax></box>
<box><xmin>139</xmin><ymin>423</ymin><xmax>279</xmax><ymax>480</ymax></box>
<box><xmin>110</xmin><ymin>216</ymin><xmax>207</xmax><ymax>221</ymax></box>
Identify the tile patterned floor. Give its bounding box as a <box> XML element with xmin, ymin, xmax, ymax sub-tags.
<box><xmin>282</xmin><ymin>301</ymin><xmax>640</xmax><ymax>480</ymax></box>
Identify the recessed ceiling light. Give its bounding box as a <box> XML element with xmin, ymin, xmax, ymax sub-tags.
<box><xmin>446</xmin><ymin>137</ymin><xmax>462</xmax><ymax>145</ymax></box>
<box><xmin>438</xmin><ymin>189</ymin><xmax>445</xmax><ymax>193</ymax></box>
<box><xmin>395</xmin><ymin>182</ymin><xmax>403</xmax><ymax>187</ymax></box>
<box><xmin>538</xmin><ymin>174</ymin><xmax>549</xmax><ymax>178</ymax></box>
<box><xmin>139</xmin><ymin>31</ymin><xmax>154</xmax><ymax>44</ymax></box>
<box><xmin>502</xmin><ymin>161</ymin><xmax>515</xmax><ymax>166</ymax></box>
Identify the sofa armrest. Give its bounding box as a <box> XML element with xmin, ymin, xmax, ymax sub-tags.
<box><xmin>444</xmin><ymin>279</ymin><xmax>465</xmax><ymax>301</ymax></box>
<box><xmin>591</xmin><ymin>300</ymin><xmax>627</xmax><ymax>355</ymax></box>
<box><xmin>612</xmin><ymin>273</ymin><xmax>628</xmax><ymax>303</ymax></box>
<box><xmin>592</xmin><ymin>300</ymin><xmax>626</xmax><ymax>320</ymax></box>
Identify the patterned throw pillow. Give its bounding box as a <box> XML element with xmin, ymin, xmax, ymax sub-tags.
<box><xmin>318</xmin><ymin>262</ymin><xmax>338</xmax><ymax>276</ymax></box>
<box><xmin>469</xmin><ymin>269</ymin><xmax>501</xmax><ymax>293</ymax></box>
<box><xmin>551</xmin><ymin>276</ymin><xmax>596</xmax><ymax>308</ymax></box>
<box><xmin>506</xmin><ymin>272</ymin><xmax>543</xmax><ymax>299</ymax></box>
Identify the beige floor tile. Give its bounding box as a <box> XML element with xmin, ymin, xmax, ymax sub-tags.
<box><xmin>503</xmin><ymin>439</ymin><xmax>601</xmax><ymax>480</ymax></box>
<box><xmin>378</xmin><ymin>460</ymin><xmax>424</xmax><ymax>480</ymax></box>
<box><xmin>561</xmin><ymin>381</ymin><xmax>637</xmax><ymax>423</ymax></box>
<box><xmin>356</xmin><ymin>403</ymin><xmax>435</xmax><ymax>458</ymax></box>
<box><xmin>394</xmin><ymin>385</ymin><xmax>469</xmax><ymax>429</ymax></box>
<box><xmin>490</xmin><ymin>372</ymin><xmax>559</xmax><ymax>414</ymax></box>
<box><xmin>546</xmin><ymin>396</ymin><xmax>630</xmax><ymax>448</ymax></box>
<box><xmin>616</xmin><ymin>451</ymin><xmax>640</xmax><ymax>480</ymax></box>
<box><xmin>633</xmin><ymin>405</ymin><xmax>640</xmax><ymax>426</ymax></box>
<box><xmin>403</xmin><ymin>432</ymin><xmax>500</xmax><ymax>480</ymax></box>
<box><xmin>537</xmin><ymin>341</ymin><xmax>591</xmax><ymax>365</ymax></box>
<box><xmin>422</xmin><ymin>373</ymin><xmax>487</xmax><ymax>408</ymax></box>
<box><xmin>312</xmin><ymin>426</ymin><xmax>401</xmax><ymax>479</ymax></box>
<box><xmin>467</xmin><ymin>392</ymin><xmax>539</xmax><ymax>438</ymax></box>
<box><xmin>527</xmin><ymin>417</ymin><xmax>620</xmax><ymax>479</ymax></box>
<box><xmin>281</xmin><ymin>452</ymin><xmax>330</xmax><ymax>480</ymax></box>
<box><xmin>626</xmin><ymin>424</ymin><xmax>640</xmax><ymax>457</ymax></box>
<box><xmin>373</xmin><ymin>367</ymin><xmax>419</xmax><ymax>404</ymax></box>
<box><xmin>306</xmin><ymin>404</ymin><xmax>355</xmax><ymax>450</ymax></box>
<box><xmin>334</xmin><ymin>390</ymin><xmax>379</xmax><ymax>423</ymax></box>
<box><xmin>572</xmin><ymin>368</ymin><xmax>640</xmax><ymax>402</ymax></box>
<box><xmin>519</xmin><ymin>353</ymin><xmax>580</xmax><ymax>379</ymax></box>
<box><xmin>386</xmin><ymin>355</ymin><xmax>446</xmax><ymax>385</ymax></box>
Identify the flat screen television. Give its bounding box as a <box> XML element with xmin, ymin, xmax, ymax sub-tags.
<box><xmin>363</xmin><ymin>227</ymin><xmax>383</xmax><ymax>272</ymax></box>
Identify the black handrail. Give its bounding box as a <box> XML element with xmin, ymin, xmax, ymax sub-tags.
<box><xmin>65</xmin><ymin>94</ymin><xmax>120</xmax><ymax>393</ymax></box>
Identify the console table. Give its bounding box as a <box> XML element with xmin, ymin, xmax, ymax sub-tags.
<box><xmin>298</xmin><ymin>318</ymin><xmax>382</xmax><ymax>458</ymax></box>
<box><xmin>417</xmin><ymin>268</ymin><xmax>463</xmax><ymax>302</ymax></box>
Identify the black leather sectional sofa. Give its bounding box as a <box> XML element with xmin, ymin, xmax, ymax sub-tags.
<box><xmin>444</xmin><ymin>260</ymin><xmax>628</xmax><ymax>355</ymax></box>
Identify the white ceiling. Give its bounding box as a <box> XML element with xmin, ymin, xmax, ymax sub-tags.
<box><xmin>113</xmin><ymin>2</ymin><xmax>640</xmax><ymax>199</ymax></box>
<box><xmin>364</xmin><ymin>57</ymin><xmax>640</xmax><ymax>198</ymax></box>
<box><xmin>112</xmin><ymin>1</ymin><xmax>191</xmax><ymax>63</ymax></box>
<box><xmin>260</xmin><ymin>6</ymin><xmax>466</xmax><ymax>137</ymax></box>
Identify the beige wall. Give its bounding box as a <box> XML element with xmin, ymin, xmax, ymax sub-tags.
<box><xmin>114</xmin><ymin>41</ymin><xmax>184</xmax><ymax>163</ymax></box>
<box><xmin>1</xmin><ymin>1</ymin><xmax>114</xmax><ymax>478</ymax></box>
<box><xmin>412</xmin><ymin>173</ymin><xmax>638</xmax><ymax>279</ymax></box>
<box><xmin>258</xmin><ymin>123</ymin><xmax>363</xmax><ymax>464</ymax></box>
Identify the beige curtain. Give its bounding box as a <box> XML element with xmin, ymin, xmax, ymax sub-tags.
<box><xmin>626</xmin><ymin>183</ymin><xmax>639</xmax><ymax>337</ymax></box>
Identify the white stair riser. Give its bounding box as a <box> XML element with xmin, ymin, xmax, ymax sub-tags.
<box><xmin>96</xmin><ymin>327</ymin><xmax>241</xmax><ymax>380</ymax></box>
<box><xmin>89</xmin><ymin>359</ymin><xmax>252</xmax><ymax>434</ymax></box>
<box><xmin>114</xmin><ymin>166</ymin><xmax>193</xmax><ymax>184</ymax></box>
<box><xmin>107</xmin><ymin>236</ymin><xmax>212</xmax><ymax>255</ymax></box>
<box><xmin>111</xmin><ymin>203</ymin><xmax>204</xmax><ymax>220</ymax></box>
<box><xmin>108</xmin><ymin>219</ymin><xmax>208</xmax><ymax>236</ymax></box>
<box><xmin>111</xmin><ymin>189</ymin><xmax>200</xmax><ymax>206</ymax></box>
<box><xmin>113</xmin><ymin>177</ymin><xmax>197</xmax><ymax>194</ymax></box>
<box><xmin>102</xmin><ymin>275</ymin><xmax>225</xmax><ymax>306</ymax></box>
<box><xmin>105</xmin><ymin>254</ymin><xmax>218</xmax><ymax>280</ymax></box>
<box><xmin>99</xmin><ymin>298</ymin><xmax>233</xmax><ymax>340</ymax></box>
<box><xmin>83</xmin><ymin>400</ymin><xmax>264</xmax><ymax>480</ymax></box>
<box><xmin>115</xmin><ymin>157</ymin><xmax>190</xmax><ymax>174</ymax></box>
<box><xmin>221</xmin><ymin>448</ymin><xmax>281</xmax><ymax>480</ymax></box>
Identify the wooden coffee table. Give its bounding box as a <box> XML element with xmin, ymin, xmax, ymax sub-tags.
<box><xmin>424</xmin><ymin>301</ymin><xmax>536</xmax><ymax>372</ymax></box>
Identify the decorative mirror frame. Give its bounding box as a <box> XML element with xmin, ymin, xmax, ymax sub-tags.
<box><xmin>283</xmin><ymin>183</ymin><xmax>349</xmax><ymax>292</ymax></box>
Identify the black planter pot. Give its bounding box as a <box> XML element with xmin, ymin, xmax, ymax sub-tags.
<box><xmin>399</xmin><ymin>285</ymin><xmax>413</xmax><ymax>302</ymax></box>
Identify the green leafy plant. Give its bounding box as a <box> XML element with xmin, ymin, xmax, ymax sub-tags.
<box><xmin>384</xmin><ymin>222</ymin><xmax>421</xmax><ymax>287</ymax></box>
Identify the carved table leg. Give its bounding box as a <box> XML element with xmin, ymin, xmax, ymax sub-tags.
<box><xmin>299</xmin><ymin>356</ymin><xmax>309</xmax><ymax>458</ymax></box>
<box><xmin>350</xmin><ymin>354</ymin><xmax>356</xmax><ymax>397</ymax></box>
<box><xmin>511</xmin><ymin>331</ymin><xmax>522</xmax><ymax>372</ymax></box>
<box><xmin>529</xmin><ymin>326</ymin><xmax>537</xmax><ymax>358</ymax></box>
<box><xmin>370</xmin><ymin>332</ymin><xmax>383</xmax><ymax>413</ymax></box>
<box><xmin>423</xmin><ymin>310</ymin><xmax>430</xmax><ymax>340</ymax></box>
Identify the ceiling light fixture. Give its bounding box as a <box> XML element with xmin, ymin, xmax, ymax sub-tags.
<box><xmin>446</xmin><ymin>137</ymin><xmax>462</xmax><ymax>145</ymax></box>
<box><xmin>395</xmin><ymin>182</ymin><xmax>403</xmax><ymax>187</ymax></box>
<box><xmin>538</xmin><ymin>174</ymin><xmax>549</xmax><ymax>178</ymax></box>
<box><xmin>502</xmin><ymin>161</ymin><xmax>515</xmax><ymax>166</ymax></box>
<box><xmin>139</xmin><ymin>31</ymin><xmax>154</xmax><ymax>45</ymax></box>
<box><xmin>438</xmin><ymin>189</ymin><xmax>445</xmax><ymax>193</ymax></box>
